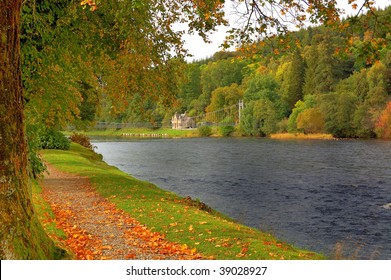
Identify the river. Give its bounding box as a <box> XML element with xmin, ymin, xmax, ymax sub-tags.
<box><xmin>92</xmin><ymin>137</ymin><xmax>391</xmax><ymax>259</ymax></box>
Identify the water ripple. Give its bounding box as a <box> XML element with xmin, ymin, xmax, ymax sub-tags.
<box><xmin>93</xmin><ymin>138</ymin><xmax>391</xmax><ymax>259</ymax></box>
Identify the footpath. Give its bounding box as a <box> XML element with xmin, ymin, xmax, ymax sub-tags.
<box><xmin>42</xmin><ymin>164</ymin><xmax>202</xmax><ymax>260</ymax></box>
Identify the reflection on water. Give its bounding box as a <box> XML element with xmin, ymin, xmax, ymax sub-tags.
<box><xmin>93</xmin><ymin>137</ymin><xmax>391</xmax><ymax>259</ymax></box>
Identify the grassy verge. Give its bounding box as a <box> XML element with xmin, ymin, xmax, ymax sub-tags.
<box><xmin>66</xmin><ymin>129</ymin><xmax>336</xmax><ymax>141</ymax></box>
<box><xmin>41</xmin><ymin>143</ymin><xmax>324</xmax><ymax>260</ymax></box>
<box><xmin>65</xmin><ymin>128</ymin><xmax>199</xmax><ymax>138</ymax></box>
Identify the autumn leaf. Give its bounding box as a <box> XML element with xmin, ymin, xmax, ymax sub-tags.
<box><xmin>43</xmin><ymin>165</ymin><xmax>203</xmax><ymax>260</ymax></box>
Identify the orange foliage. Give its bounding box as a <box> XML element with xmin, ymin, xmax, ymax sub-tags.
<box><xmin>48</xmin><ymin>192</ymin><xmax>202</xmax><ymax>260</ymax></box>
<box><xmin>80</xmin><ymin>0</ymin><xmax>97</xmax><ymax>12</ymax></box>
<box><xmin>376</xmin><ymin>102</ymin><xmax>391</xmax><ymax>139</ymax></box>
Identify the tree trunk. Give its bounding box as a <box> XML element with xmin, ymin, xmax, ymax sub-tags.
<box><xmin>0</xmin><ymin>0</ymin><xmax>64</xmax><ymax>259</ymax></box>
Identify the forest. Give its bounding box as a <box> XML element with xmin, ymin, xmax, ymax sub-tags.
<box><xmin>103</xmin><ymin>6</ymin><xmax>391</xmax><ymax>139</ymax></box>
<box><xmin>21</xmin><ymin>2</ymin><xmax>391</xmax><ymax>141</ymax></box>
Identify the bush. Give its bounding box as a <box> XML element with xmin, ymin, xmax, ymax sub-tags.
<box><xmin>28</xmin><ymin>151</ymin><xmax>46</xmax><ymax>178</ymax></box>
<box><xmin>219</xmin><ymin>125</ymin><xmax>235</xmax><ymax>137</ymax></box>
<box><xmin>39</xmin><ymin>129</ymin><xmax>70</xmax><ymax>150</ymax></box>
<box><xmin>26</xmin><ymin>124</ymin><xmax>47</xmax><ymax>178</ymax></box>
<box><xmin>296</xmin><ymin>108</ymin><xmax>325</xmax><ymax>134</ymax></box>
<box><xmin>197</xmin><ymin>125</ymin><xmax>212</xmax><ymax>137</ymax></box>
<box><xmin>375</xmin><ymin>101</ymin><xmax>391</xmax><ymax>139</ymax></box>
<box><xmin>69</xmin><ymin>133</ymin><xmax>95</xmax><ymax>150</ymax></box>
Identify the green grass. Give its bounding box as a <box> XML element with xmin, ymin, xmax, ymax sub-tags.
<box><xmin>41</xmin><ymin>143</ymin><xmax>324</xmax><ymax>260</ymax></box>
<box><xmin>64</xmin><ymin>128</ymin><xmax>200</xmax><ymax>138</ymax></box>
<box><xmin>31</xmin><ymin>180</ymin><xmax>68</xmax><ymax>241</ymax></box>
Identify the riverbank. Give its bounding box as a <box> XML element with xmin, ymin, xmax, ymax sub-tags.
<box><xmin>65</xmin><ymin>128</ymin><xmax>200</xmax><ymax>138</ymax></box>
<box><xmin>270</xmin><ymin>133</ymin><xmax>334</xmax><ymax>140</ymax></box>
<box><xmin>65</xmin><ymin>127</ymin><xmax>335</xmax><ymax>140</ymax></box>
<box><xmin>39</xmin><ymin>143</ymin><xmax>324</xmax><ymax>260</ymax></box>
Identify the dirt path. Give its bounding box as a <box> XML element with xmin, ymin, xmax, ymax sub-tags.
<box><xmin>42</xmin><ymin>164</ymin><xmax>201</xmax><ymax>260</ymax></box>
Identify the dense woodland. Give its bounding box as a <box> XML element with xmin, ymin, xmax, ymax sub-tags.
<box><xmin>175</xmin><ymin>15</ymin><xmax>391</xmax><ymax>139</ymax></box>
<box><xmin>21</xmin><ymin>3</ymin><xmax>391</xmax><ymax>141</ymax></box>
<box><xmin>112</xmin><ymin>6</ymin><xmax>391</xmax><ymax>139</ymax></box>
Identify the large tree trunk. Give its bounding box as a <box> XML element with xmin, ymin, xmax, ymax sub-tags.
<box><xmin>0</xmin><ymin>0</ymin><xmax>31</xmax><ymax>259</ymax></box>
<box><xmin>0</xmin><ymin>0</ymin><xmax>64</xmax><ymax>259</ymax></box>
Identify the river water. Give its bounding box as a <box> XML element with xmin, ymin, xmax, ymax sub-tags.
<box><xmin>92</xmin><ymin>137</ymin><xmax>391</xmax><ymax>259</ymax></box>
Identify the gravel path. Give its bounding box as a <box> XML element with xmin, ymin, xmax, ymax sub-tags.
<box><xmin>42</xmin><ymin>164</ymin><xmax>201</xmax><ymax>260</ymax></box>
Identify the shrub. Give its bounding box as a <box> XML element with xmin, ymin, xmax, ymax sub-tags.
<box><xmin>197</xmin><ymin>125</ymin><xmax>212</xmax><ymax>137</ymax></box>
<box><xmin>26</xmin><ymin>124</ymin><xmax>47</xmax><ymax>178</ymax></box>
<box><xmin>69</xmin><ymin>133</ymin><xmax>95</xmax><ymax>150</ymax></box>
<box><xmin>219</xmin><ymin>125</ymin><xmax>235</xmax><ymax>137</ymax></box>
<box><xmin>39</xmin><ymin>129</ymin><xmax>70</xmax><ymax>150</ymax></box>
<box><xmin>375</xmin><ymin>101</ymin><xmax>391</xmax><ymax>139</ymax></box>
<box><xmin>296</xmin><ymin>108</ymin><xmax>325</xmax><ymax>134</ymax></box>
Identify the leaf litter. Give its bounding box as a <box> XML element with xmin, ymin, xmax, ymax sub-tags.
<box><xmin>42</xmin><ymin>164</ymin><xmax>202</xmax><ymax>260</ymax></box>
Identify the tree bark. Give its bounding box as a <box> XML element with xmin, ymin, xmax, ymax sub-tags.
<box><xmin>0</xmin><ymin>0</ymin><xmax>64</xmax><ymax>259</ymax></box>
<box><xmin>0</xmin><ymin>0</ymin><xmax>33</xmax><ymax>259</ymax></box>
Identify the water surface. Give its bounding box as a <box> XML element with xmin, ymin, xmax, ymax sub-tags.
<box><xmin>93</xmin><ymin>137</ymin><xmax>391</xmax><ymax>259</ymax></box>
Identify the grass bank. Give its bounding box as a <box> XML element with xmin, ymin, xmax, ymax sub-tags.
<box><xmin>41</xmin><ymin>143</ymin><xmax>324</xmax><ymax>259</ymax></box>
<box><xmin>67</xmin><ymin>128</ymin><xmax>336</xmax><ymax>140</ymax></box>
<box><xmin>65</xmin><ymin>128</ymin><xmax>199</xmax><ymax>138</ymax></box>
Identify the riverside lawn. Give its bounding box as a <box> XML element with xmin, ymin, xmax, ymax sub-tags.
<box><xmin>66</xmin><ymin>128</ymin><xmax>334</xmax><ymax>140</ymax></box>
<box><xmin>40</xmin><ymin>143</ymin><xmax>324</xmax><ymax>260</ymax></box>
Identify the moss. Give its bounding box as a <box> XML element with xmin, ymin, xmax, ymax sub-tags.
<box><xmin>10</xmin><ymin>215</ymin><xmax>68</xmax><ymax>259</ymax></box>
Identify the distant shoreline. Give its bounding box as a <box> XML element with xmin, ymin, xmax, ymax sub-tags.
<box><xmin>65</xmin><ymin>128</ymin><xmax>336</xmax><ymax>140</ymax></box>
<box><xmin>269</xmin><ymin>133</ymin><xmax>335</xmax><ymax>140</ymax></box>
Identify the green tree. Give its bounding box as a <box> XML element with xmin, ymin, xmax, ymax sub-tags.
<box><xmin>287</xmin><ymin>95</ymin><xmax>317</xmax><ymax>132</ymax></box>
<box><xmin>1</xmin><ymin>0</ymin><xmax>66</xmax><ymax>259</ymax></box>
<box><xmin>353</xmin><ymin>103</ymin><xmax>376</xmax><ymax>138</ymax></box>
<box><xmin>240</xmin><ymin>99</ymin><xmax>279</xmax><ymax>136</ymax></box>
<box><xmin>243</xmin><ymin>72</ymin><xmax>279</xmax><ymax>102</ymax></box>
<box><xmin>303</xmin><ymin>35</ymin><xmax>343</xmax><ymax>95</ymax></box>
<box><xmin>21</xmin><ymin>0</ymin><xmax>101</xmax><ymax>129</ymax></box>
<box><xmin>319</xmin><ymin>91</ymin><xmax>359</xmax><ymax>138</ymax></box>
<box><xmin>296</xmin><ymin>108</ymin><xmax>325</xmax><ymax>134</ymax></box>
<box><xmin>179</xmin><ymin>62</ymin><xmax>203</xmax><ymax>112</ymax></box>
<box><xmin>303</xmin><ymin>45</ymin><xmax>318</xmax><ymax>96</ymax></box>
<box><xmin>188</xmin><ymin>58</ymin><xmax>246</xmax><ymax>116</ymax></box>
<box><xmin>314</xmin><ymin>40</ymin><xmax>340</xmax><ymax>94</ymax></box>
<box><xmin>206</xmin><ymin>83</ymin><xmax>243</xmax><ymax>113</ymax></box>
<box><xmin>366</xmin><ymin>61</ymin><xmax>389</xmax><ymax>109</ymax></box>
<box><xmin>201</xmin><ymin>59</ymin><xmax>246</xmax><ymax>97</ymax></box>
<box><xmin>278</xmin><ymin>50</ymin><xmax>305</xmax><ymax>111</ymax></box>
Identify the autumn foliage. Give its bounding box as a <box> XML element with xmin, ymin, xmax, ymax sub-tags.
<box><xmin>376</xmin><ymin>101</ymin><xmax>391</xmax><ymax>139</ymax></box>
<box><xmin>42</xmin><ymin>164</ymin><xmax>201</xmax><ymax>260</ymax></box>
<box><xmin>49</xmin><ymin>201</ymin><xmax>201</xmax><ymax>260</ymax></box>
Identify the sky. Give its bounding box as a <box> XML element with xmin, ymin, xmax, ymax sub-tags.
<box><xmin>182</xmin><ymin>0</ymin><xmax>390</xmax><ymax>61</ymax></box>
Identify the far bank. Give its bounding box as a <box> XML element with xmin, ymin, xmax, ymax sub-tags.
<box><xmin>65</xmin><ymin>127</ymin><xmax>335</xmax><ymax>140</ymax></box>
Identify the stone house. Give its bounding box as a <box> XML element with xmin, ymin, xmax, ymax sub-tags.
<box><xmin>171</xmin><ymin>112</ymin><xmax>196</xmax><ymax>129</ymax></box>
